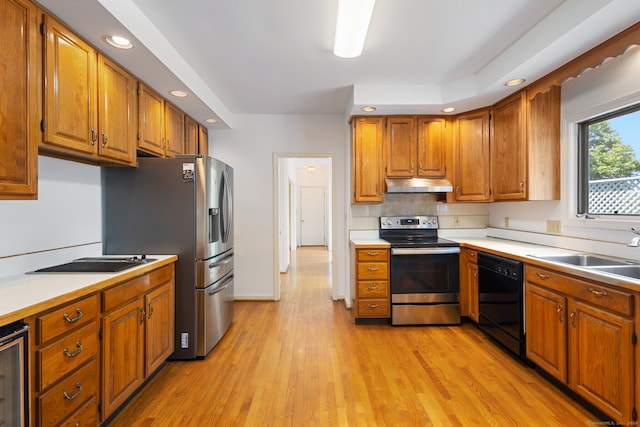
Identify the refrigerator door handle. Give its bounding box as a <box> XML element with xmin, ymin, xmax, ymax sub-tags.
<box><xmin>208</xmin><ymin>274</ymin><xmax>234</xmax><ymax>295</ymax></box>
<box><xmin>220</xmin><ymin>169</ymin><xmax>233</xmax><ymax>243</ymax></box>
<box><xmin>208</xmin><ymin>253</ymin><xmax>233</xmax><ymax>270</ymax></box>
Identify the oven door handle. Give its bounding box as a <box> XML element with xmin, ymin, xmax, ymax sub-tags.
<box><xmin>391</xmin><ymin>247</ymin><xmax>460</xmax><ymax>255</ymax></box>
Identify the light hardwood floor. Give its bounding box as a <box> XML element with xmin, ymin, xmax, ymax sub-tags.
<box><xmin>109</xmin><ymin>247</ymin><xmax>600</xmax><ymax>426</ymax></box>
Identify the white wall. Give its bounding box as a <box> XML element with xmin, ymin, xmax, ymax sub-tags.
<box><xmin>489</xmin><ymin>45</ymin><xmax>640</xmax><ymax>259</ymax></box>
<box><xmin>211</xmin><ymin>114</ymin><xmax>346</xmax><ymax>300</ymax></box>
<box><xmin>0</xmin><ymin>156</ymin><xmax>102</xmax><ymax>277</ymax></box>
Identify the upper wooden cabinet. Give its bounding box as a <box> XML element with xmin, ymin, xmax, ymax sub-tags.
<box><xmin>138</xmin><ymin>82</ymin><xmax>165</xmax><ymax>156</ymax></box>
<box><xmin>491</xmin><ymin>91</ymin><xmax>528</xmax><ymax>201</ymax></box>
<box><xmin>185</xmin><ymin>115</ymin><xmax>199</xmax><ymax>155</ymax></box>
<box><xmin>164</xmin><ymin>101</ymin><xmax>185</xmax><ymax>157</ymax></box>
<box><xmin>352</xmin><ymin>117</ymin><xmax>385</xmax><ymax>203</ymax></box>
<box><xmin>490</xmin><ymin>88</ymin><xmax>560</xmax><ymax>201</ymax></box>
<box><xmin>198</xmin><ymin>125</ymin><xmax>209</xmax><ymax>155</ymax></box>
<box><xmin>453</xmin><ymin>109</ymin><xmax>491</xmax><ymax>202</ymax></box>
<box><xmin>41</xmin><ymin>15</ymin><xmax>135</xmax><ymax>165</ymax></box>
<box><xmin>0</xmin><ymin>0</ymin><xmax>39</xmax><ymax>200</ymax></box>
<box><xmin>385</xmin><ymin>116</ymin><xmax>448</xmax><ymax>178</ymax></box>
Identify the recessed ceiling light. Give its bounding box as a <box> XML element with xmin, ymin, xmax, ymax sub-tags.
<box><xmin>505</xmin><ymin>78</ymin><xmax>526</xmax><ymax>87</ymax></box>
<box><xmin>205</xmin><ymin>118</ymin><xmax>219</xmax><ymax>124</ymax></box>
<box><xmin>361</xmin><ymin>106</ymin><xmax>376</xmax><ymax>112</ymax></box>
<box><xmin>169</xmin><ymin>90</ymin><xmax>189</xmax><ymax>98</ymax></box>
<box><xmin>442</xmin><ymin>107</ymin><xmax>456</xmax><ymax>113</ymax></box>
<box><xmin>103</xmin><ymin>35</ymin><xmax>133</xmax><ymax>49</ymax></box>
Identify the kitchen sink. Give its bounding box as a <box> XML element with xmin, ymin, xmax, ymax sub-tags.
<box><xmin>532</xmin><ymin>253</ymin><xmax>632</xmax><ymax>266</ymax></box>
<box><xmin>588</xmin><ymin>265</ymin><xmax>640</xmax><ymax>280</ymax></box>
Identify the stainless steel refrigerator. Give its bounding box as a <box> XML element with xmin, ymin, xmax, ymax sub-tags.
<box><xmin>102</xmin><ymin>155</ymin><xmax>233</xmax><ymax>359</ymax></box>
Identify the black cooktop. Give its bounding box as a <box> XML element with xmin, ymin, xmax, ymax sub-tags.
<box><xmin>30</xmin><ymin>256</ymin><xmax>156</xmax><ymax>273</ymax></box>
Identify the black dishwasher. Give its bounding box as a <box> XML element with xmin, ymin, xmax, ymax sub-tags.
<box><xmin>477</xmin><ymin>252</ymin><xmax>526</xmax><ymax>361</ymax></box>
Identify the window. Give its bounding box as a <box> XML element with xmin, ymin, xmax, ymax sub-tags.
<box><xmin>578</xmin><ymin>105</ymin><xmax>640</xmax><ymax>216</ymax></box>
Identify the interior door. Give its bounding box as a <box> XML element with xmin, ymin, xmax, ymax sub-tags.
<box><xmin>300</xmin><ymin>186</ymin><xmax>325</xmax><ymax>246</ymax></box>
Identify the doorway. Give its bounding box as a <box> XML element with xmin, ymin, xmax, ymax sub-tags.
<box><xmin>273</xmin><ymin>154</ymin><xmax>336</xmax><ymax>302</ymax></box>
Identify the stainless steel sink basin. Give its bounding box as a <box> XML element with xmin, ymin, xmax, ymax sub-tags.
<box><xmin>588</xmin><ymin>265</ymin><xmax>640</xmax><ymax>280</ymax></box>
<box><xmin>533</xmin><ymin>253</ymin><xmax>631</xmax><ymax>266</ymax></box>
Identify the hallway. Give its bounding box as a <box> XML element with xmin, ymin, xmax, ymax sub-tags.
<box><xmin>109</xmin><ymin>248</ymin><xmax>597</xmax><ymax>426</ymax></box>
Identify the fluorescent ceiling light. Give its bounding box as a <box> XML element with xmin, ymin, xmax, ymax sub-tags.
<box><xmin>333</xmin><ymin>0</ymin><xmax>376</xmax><ymax>58</ymax></box>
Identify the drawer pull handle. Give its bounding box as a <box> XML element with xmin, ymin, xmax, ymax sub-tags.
<box><xmin>367</xmin><ymin>267</ymin><xmax>379</xmax><ymax>272</ymax></box>
<box><xmin>536</xmin><ymin>272</ymin><xmax>550</xmax><ymax>280</ymax></box>
<box><xmin>367</xmin><ymin>252</ymin><xmax>379</xmax><ymax>256</ymax></box>
<box><xmin>63</xmin><ymin>308</ymin><xmax>83</xmax><ymax>324</ymax></box>
<box><xmin>367</xmin><ymin>304</ymin><xmax>379</xmax><ymax>309</ymax></box>
<box><xmin>469</xmin><ymin>252</ymin><xmax>476</xmax><ymax>257</ymax></box>
<box><xmin>63</xmin><ymin>342</ymin><xmax>83</xmax><ymax>358</ymax></box>
<box><xmin>63</xmin><ymin>382</ymin><xmax>83</xmax><ymax>401</ymax></box>
<box><xmin>588</xmin><ymin>288</ymin><xmax>608</xmax><ymax>297</ymax></box>
<box><xmin>367</xmin><ymin>285</ymin><xmax>379</xmax><ymax>290</ymax></box>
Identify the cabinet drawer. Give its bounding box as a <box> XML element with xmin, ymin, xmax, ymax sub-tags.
<box><xmin>357</xmin><ymin>299</ymin><xmax>390</xmax><ymax>317</ymax></box>
<box><xmin>59</xmin><ymin>395</ymin><xmax>98</xmax><ymax>427</ymax></box>
<box><xmin>36</xmin><ymin>294</ymin><xmax>99</xmax><ymax>345</ymax></box>
<box><xmin>357</xmin><ymin>262</ymin><xmax>388</xmax><ymax>280</ymax></box>
<box><xmin>357</xmin><ymin>248</ymin><xmax>388</xmax><ymax>262</ymax></box>
<box><xmin>37</xmin><ymin>322</ymin><xmax>98</xmax><ymax>391</ymax></box>
<box><xmin>466</xmin><ymin>250</ymin><xmax>478</xmax><ymax>264</ymax></box>
<box><xmin>526</xmin><ymin>266</ymin><xmax>634</xmax><ymax>317</ymax></box>
<box><xmin>102</xmin><ymin>264</ymin><xmax>174</xmax><ymax>312</ymax></box>
<box><xmin>357</xmin><ymin>281</ymin><xmax>389</xmax><ymax>298</ymax></box>
<box><xmin>37</xmin><ymin>359</ymin><xmax>97</xmax><ymax>427</ymax></box>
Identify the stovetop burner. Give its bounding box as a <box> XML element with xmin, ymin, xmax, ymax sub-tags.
<box><xmin>379</xmin><ymin>215</ymin><xmax>459</xmax><ymax>248</ymax></box>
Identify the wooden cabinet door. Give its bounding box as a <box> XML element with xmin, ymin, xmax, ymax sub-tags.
<box><xmin>101</xmin><ymin>298</ymin><xmax>145</xmax><ymax>420</ymax></box>
<box><xmin>467</xmin><ymin>262</ymin><xmax>479</xmax><ymax>322</ymax></box>
<box><xmin>385</xmin><ymin>116</ymin><xmax>416</xmax><ymax>177</ymax></box>
<box><xmin>454</xmin><ymin>109</ymin><xmax>490</xmax><ymax>201</ymax></box>
<box><xmin>164</xmin><ymin>102</ymin><xmax>185</xmax><ymax>158</ymax></box>
<box><xmin>198</xmin><ymin>125</ymin><xmax>209</xmax><ymax>155</ymax></box>
<box><xmin>97</xmin><ymin>55</ymin><xmax>136</xmax><ymax>164</ymax></box>
<box><xmin>568</xmin><ymin>299</ymin><xmax>634</xmax><ymax>422</ymax></box>
<box><xmin>144</xmin><ymin>282</ymin><xmax>175</xmax><ymax>376</ymax></box>
<box><xmin>417</xmin><ymin>117</ymin><xmax>446</xmax><ymax>177</ymax></box>
<box><xmin>0</xmin><ymin>0</ymin><xmax>39</xmax><ymax>199</ymax></box>
<box><xmin>43</xmin><ymin>15</ymin><xmax>97</xmax><ymax>154</ymax></box>
<box><xmin>138</xmin><ymin>83</ymin><xmax>165</xmax><ymax>156</ymax></box>
<box><xmin>184</xmin><ymin>115</ymin><xmax>199</xmax><ymax>155</ymax></box>
<box><xmin>352</xmin><ymin>117</ymin><xmax>384</xmax><ymax>203</ymax></box>
<box><xmin>491</xmin><ymin>91</ymin><xmax>527</xmax><ymax>200</ymax></box>
<box><xmin>525</xmin><ymin>283</ymin><xmax>567</xmax><ymax>382</ymax></box>
<box><xmin>527</xmin><ymin>86</ymin><xmax>560</xmax><ymax>200</ymax></box>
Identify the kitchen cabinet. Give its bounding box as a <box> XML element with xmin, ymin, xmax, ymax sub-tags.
<box><xmin>490</xmin><ymin>91</ymin><xmax>527</xmax><ymax>200</ymax></box>
<box><xmin>138</xmin><ymin>82</ymin><xmax>165</xmax><ymax>156</ymax></box>
<box><xmin>350</xmin><ymin>244</ymin><xmax>390</xmax><ymax>322</ymax></box>
<box><xmin>100</xmin><ymin>264</ymin><xmax>175</xmax><ymax>421</ymax></box>
<box><xmin>453</xmin><ymin>109</ymin><xmax>491</xmax><ymax>201</ymax></box>
<box><xmin>490</xmin><ymin>88</ymin><xmax>560</xmax><ymax>201</ymax></box>
<box><xmin>185</xmin><ymin>115</ymin><xmax>199</xmax><ymax>154</ymax></box>
<box><xmin>460</xmin><ymin>248</ymin><xmax>479</xmax><ymax>322</ymax></box>
<box><xmin>164</xmin><ymin>101</ymin><xmax>185</xmax><ymax>157</ymax></box>
<box><xmin>199</xmin><ymin>125</ymin><xmax>209</xmax><ymax>155</ymax></box>
<box><xmin>352</xmin><ymin>117</ymin><xmax>385</xmax><ymax>203</ymax></box>
<box><xmin>28</xmin><ymin>294</ymin><xmax>100</xmax><ymax>427</ymax></box>
<box><xmin>525</xmin><ymin>265</ymin><xmax>635</xmax><ymax>423</ymax></box>
<box><xmin>385</xmin><ymin>116</ymin><xmax>448</xmax><ymax>178</ymax></box>
<box><xmin>0</xmin><ymin>0</ymin><xmax>39</xmax><ymax>200</ymax></box>
<box><xmin>41</xmin><ymin>15</ymin><xmax>135</xmax><ymax>166</ymax></box>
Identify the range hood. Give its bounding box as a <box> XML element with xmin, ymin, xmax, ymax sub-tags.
<box><xmin>385</xmin><ymin>177</ymin><xmax>453</xmax><ymax>193</ymax></box>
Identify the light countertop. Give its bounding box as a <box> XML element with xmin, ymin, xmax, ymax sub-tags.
<box><xmin>0</xmin><ymin>255</ymin><xmax>178</xmax><ymax>326</ymax></box>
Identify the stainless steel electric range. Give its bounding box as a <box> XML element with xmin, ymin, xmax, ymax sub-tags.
<box><xmin>379</xmin><ymin>215</ymin><xmax>461</xmax><ymax>325</ymax></box>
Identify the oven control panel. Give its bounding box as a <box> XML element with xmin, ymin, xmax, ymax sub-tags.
<box><xmin>380</xmin><ymin>215</ymin><xmax>438</xmax><ymax>229</ymax></box>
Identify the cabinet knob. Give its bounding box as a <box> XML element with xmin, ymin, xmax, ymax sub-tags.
<box><xmin>90</xmin><ymin>128</ymin><xmax>97</xmax><ymax>145</ymax></box>
<box><xmin>570</xmin><ymin>310</ymin><xmax>576</xmax><ymax>327</ymax></box>
<box><xmin>557</xmin><ymin>305</ymin><xmax>563</xmax><ymax>322</ymax></box>
<box><xmin>102</xmin><ymin>131</ymin><xmax>108</xmax><ymax>148</ymax></box>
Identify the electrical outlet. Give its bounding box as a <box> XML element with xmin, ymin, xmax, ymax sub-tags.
<box><xmin>504</xmin><ymin>217</ymin><xmax>510</xmax><ymax>228</ymax></box>
<box><xmin>453</xmin><ymin>216</ymin><xmax>462</xmax><ymax>227</ymax></box>
<box><xmin>547</xmin><ymin>220</ymin><xmax>561</xmax><ymax>233</ymax></box>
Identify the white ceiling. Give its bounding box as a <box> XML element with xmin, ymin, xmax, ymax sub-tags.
<box><xmin>36</xmin><ymin>0</ymin><xmax>640</xmax><ymax>129</ymax></box>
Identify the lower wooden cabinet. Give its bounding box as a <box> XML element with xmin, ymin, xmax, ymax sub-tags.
<box><xmin>28</xmin><ymin>294</ymin><xmax>100</xmax><ymax>427</ymax></box>
<box><xmin>100</xmin><ymin>264</ymin><xmax>175</xmax><ymax>421</ymax></box>
<box><xmin>27</xmin><ymin>263</ymin><xmax>175</xmax><ymax>426</ymax></box>
<box><xmin>525</xmin><ymin>265</ymin><xmax>636</xmax><ymax>423</ymax></box>
<box><xmin>350</xmin><ymin>244</ymin><xmax>390</xmax><ymax>322</ymax></box>
<box><xmin>460</xmin><ymin>248</ymin><xmax>479</xmax><ymax>322</ymax></box>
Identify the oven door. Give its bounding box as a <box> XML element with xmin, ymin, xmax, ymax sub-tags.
<box><xmin>390</xmin><ymin>247</ymin><xmax>460</xmax><ymax>302</ymax></box>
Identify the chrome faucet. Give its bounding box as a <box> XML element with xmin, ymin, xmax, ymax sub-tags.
<box><xmin>628</xmin><ymin>228</ymin><xmax>640</xmax><ymax>247</ymax></box>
